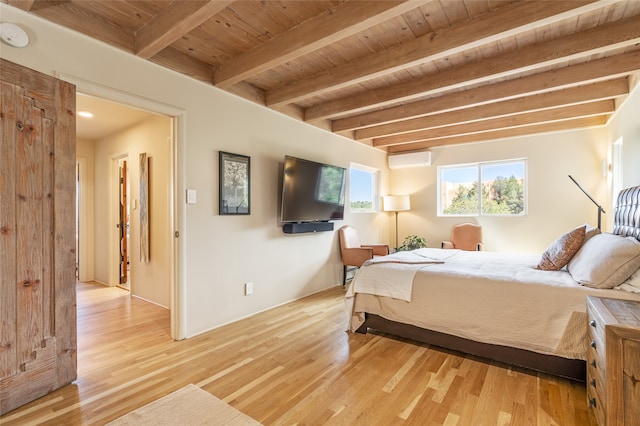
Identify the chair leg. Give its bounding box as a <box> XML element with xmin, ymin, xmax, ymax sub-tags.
<box><xmin>343</xmin><ymin>265</ymin><xmax>347</xmax><ymax>286</ymax></box>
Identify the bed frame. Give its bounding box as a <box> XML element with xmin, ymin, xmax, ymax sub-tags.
<box><xmin>355</xmin><ymin>185</ymin><xmax>640</xmax><ymax>382</ymax></box>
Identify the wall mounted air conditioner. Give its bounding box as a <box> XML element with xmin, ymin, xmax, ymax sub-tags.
<box><xmin>388</xmin><ymin>151</ymin><xmax>431</xmax><ymax>169</ymax></box>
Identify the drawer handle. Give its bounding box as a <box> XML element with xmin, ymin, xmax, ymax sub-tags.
<box><xmin>589</xmin><ymin>398</ymin><xmax>597</xmax><ymax>408</ymax></box>
<box><xmin>589</xmin><ymin>320</ymin><xmax>596</xmax><ymax>328</ymax></box>
<box><xmin>590</xmin><ymin>379</ymin><xmax>596</xmax><ymax>388</ymax></box>
<box><xmin>590</xmin><ymin>340</ymin><xmax>596</xmax><ymax>349</ymax></box>
<box><xmin>590</xmin><ymin>360</ymin><xmax>597</xmax><ymax>368</ymax></box>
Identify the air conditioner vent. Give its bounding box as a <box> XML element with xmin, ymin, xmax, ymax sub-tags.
<box><xmin>388</xmin><ymin>151</ymin><xmax>431</xmax><ymax>169</ymax></box>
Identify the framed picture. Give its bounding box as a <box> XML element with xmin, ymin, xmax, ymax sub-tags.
<box><xmin>219</xmin><ymin>151</ymin><xmax>250</xmax><ymax>215</ymax></box>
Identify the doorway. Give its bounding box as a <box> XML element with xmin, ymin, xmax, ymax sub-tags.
<box><xmin>117</xmin><ymin>157</ymin><xmax>130</xmax><ymax>290</ymax></box>
<box><xmin>70</xmin><ymin>79</ymin><xmax>184</xmax><ymax>340</ymax></box>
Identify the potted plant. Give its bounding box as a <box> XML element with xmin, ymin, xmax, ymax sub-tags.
<box><xmin>395</xmin><ymin>235</ymin><xmax>427</xmax><ymax>252</ymax></box>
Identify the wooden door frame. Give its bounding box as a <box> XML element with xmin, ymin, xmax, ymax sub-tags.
<box><xmin>109</xmin><ymin>154</ymin><xmax>129</xmax><ymax>289</ymax></box>
<box><xmin>59</xmin><ymin>73</ymin><xmax>186</xmax><ymax>340</ymax></box>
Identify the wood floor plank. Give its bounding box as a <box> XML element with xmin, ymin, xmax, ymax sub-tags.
<box><xmin>0</xmin><ymin>281</ymin><xmax>597</xmax><ymax>425</ymax></box>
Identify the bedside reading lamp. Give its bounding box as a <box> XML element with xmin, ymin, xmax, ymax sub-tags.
<box><xmin>569</xmin><ymin>175</ymin><xmax>605</xmax><ymax>230</ymax></box>
<box><xmin>383</xmin><ymin>195</ymin><xmax>411</xmax><ymax>249</ymax></box>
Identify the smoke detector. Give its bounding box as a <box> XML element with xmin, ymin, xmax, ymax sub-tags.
<box><xmin>0</xmin><ymin>23</ymin><xmax>29</xmax><ymax>48</ymax></box>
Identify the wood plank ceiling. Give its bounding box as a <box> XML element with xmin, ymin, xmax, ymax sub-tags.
<box><xmin>6</xmin><ymin>0</ymin><xmax>640</xmax><ymax>154</ymax></box>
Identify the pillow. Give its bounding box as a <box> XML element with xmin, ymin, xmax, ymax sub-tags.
<box><xmin>615</xmin><ymin>268</ymin><xmax>640</xmax><ymax>293</ymax></box>
<box><xmin>625</xmin><ymin>267</ymin><xmax>640</xmax><ymax>290</ymax></box>
<box><xmin>583</xmin><ymin>223</ymin><xmax>601</xmax><ymax>243</ymax></box>
<box><xmin>568</xmin><ymin>233</ymin><xmax>640</xmax><ymax>289</ymax></box>
<box><xmin>535</xmin><ymin>225</ymin><xmax>586</xmax><ymax>271</ymax></box>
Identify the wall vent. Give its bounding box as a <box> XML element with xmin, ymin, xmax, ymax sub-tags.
<box><xmin>388</xmin><ymin>151</ymin><xmax>431</xmax><ymax>169</ymax></box>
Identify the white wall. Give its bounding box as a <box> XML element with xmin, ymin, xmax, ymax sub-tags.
<box><xmin>389</xmin><ymin>80</ymin><xmax>640</xmax><ymax>254</ymax></box>
<box><xmin>607</xmin><ymin>79</ymin><xmax>640</xmax><ymax>189</ymax></box>
<box><xmin>92</xmin><ymin>115</ymin><xmax>172</xmax><ymax>307</ymax></box>
<box><xmin>76</xmin><ymin>138</ymin><xmax>95</xmax><ymax>282</ymax></box>
<box><xmin>390</xmin><ymin>126</ymin><xmax>611</xmax><ymax>255</ymax></box>
<box><xmin>0</xmin><ymin>4</ymin><xmax>389</xmax><ymax>337</ymax></box>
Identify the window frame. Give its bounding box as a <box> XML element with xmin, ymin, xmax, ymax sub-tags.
<box><xmin>437</xmin><ymin>159</ymin><xmax>527</xmax><ymax>217</ymax></box>
<box><xmin>349</xmin><ymin>163</ymin><xmax>380</xmax><ymax>213</ymax></box>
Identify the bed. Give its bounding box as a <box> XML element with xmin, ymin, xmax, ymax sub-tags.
<box><xmin>345</xmin><ymin>185</ymin><xmax>640</xmax><ymax>381</ymax></box>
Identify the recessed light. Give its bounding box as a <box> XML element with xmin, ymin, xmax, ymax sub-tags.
<box><xmin>78</xmin><ymin>111</ymin><xmax>94</xmax><ymax>118</ymax></box>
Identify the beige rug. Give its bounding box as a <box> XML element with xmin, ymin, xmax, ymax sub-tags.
<box><xmin>106</xmin><ymin>384</ymin><xmax>262</xmax><ymax>425</ymax></box>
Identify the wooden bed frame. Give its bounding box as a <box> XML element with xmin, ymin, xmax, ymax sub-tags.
<box><xmin>355</xmin><ymin>185</ymin><xmax>640</xmax><ymax>382</ymax></box>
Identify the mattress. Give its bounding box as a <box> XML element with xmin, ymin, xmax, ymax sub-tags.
<box><xmin>346</xmin><ymin>248</ymin><xmax>640</xmax><ymax>360</ymax></box>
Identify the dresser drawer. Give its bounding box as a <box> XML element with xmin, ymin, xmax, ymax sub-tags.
<box><xmin>586</xmin><ymin>296</ymin><xmax>640</xmax><ymax>426</ymax></box>
<box><xmin>587</xmin><ymin>382</ymin><xmax>605</xmax><ymax>426</ymax></box>
<box><xmin>586</xmin><ymin>344</ymin><xmax>605</xmax><ymax>398</ymax></box>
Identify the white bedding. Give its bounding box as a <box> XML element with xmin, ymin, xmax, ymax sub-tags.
<box><xmin>346</xmin><ymin>248</ymin><xmax>640</xmax><ymax>360</ymax></box>
<box><xmin>350</xmin><ymin>249</ymin><xmax>456</xmax><ymax>301</ymax></box>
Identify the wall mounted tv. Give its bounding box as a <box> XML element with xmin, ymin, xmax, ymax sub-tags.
<box><xmin>281</xmin><ymin>156</ymin><xmax>346</xmax><ymax>232</ymax></box>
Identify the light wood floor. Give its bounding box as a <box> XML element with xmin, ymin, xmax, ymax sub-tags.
<box><xmin>1</xmin><ymin>281</ymin><xmax>596</xmax><ymax>425</ymax></box>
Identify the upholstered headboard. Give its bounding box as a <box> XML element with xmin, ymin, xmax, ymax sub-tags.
<box><xmin>613</xmin><ymin>185</ymin><xmax>640</xmax><ymax>241</ymax></box>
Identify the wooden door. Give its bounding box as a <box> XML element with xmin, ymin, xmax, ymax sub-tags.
<box><xmin>119</xmin><ymin>160</ymin><xmax>128</xmax><ymax>284</ymax></box>
<box><xmin>0</xmin><ymin>59</ymin><xmax>77</xmax><ymax>415</ymax></box>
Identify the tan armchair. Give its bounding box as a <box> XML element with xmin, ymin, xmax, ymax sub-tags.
<box><xmin>441</xmin><ymin>223</ymin><xmax>484</xmax><ymax>251</ymax></box>
<box><xmin>339</xmin><ymin>225</ymin><xmax>389</xmax><ymax>285</ymax></box>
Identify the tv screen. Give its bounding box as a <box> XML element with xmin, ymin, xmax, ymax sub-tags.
<box><xmin>281</xmin><ymin>155</ymin><xmax>346</xmax><ymax>223</ymax></box>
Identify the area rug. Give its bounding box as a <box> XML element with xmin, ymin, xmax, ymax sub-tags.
<box><xmin>106</xmin><ymin>384</ymin><xmax>262</xmax><ymax>425</ymax></box>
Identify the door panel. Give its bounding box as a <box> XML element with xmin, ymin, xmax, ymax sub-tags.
<box><xmin>0</xmin><ymin>59</ymin><xmax>76</xmax><ymax>415</ymax></box>
<box><xmin>120</xmin><ymin>160</ymin><xmax>128</xmax><ymax>284</ymax></box>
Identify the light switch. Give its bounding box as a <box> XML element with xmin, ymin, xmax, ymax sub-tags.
<box><xmin>186</xmin><ymin>189</ymin><xmax>197</xmax><ymax>204</ymax></box>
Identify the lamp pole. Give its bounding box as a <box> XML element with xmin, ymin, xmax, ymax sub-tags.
<box><xmin>383</xmin><ymin>195</ymin><xmax>411</xmax><ymax>249</ymax></box>
<box><xmin>394</xmin><ymin>210</ymin><xmax>399</xmax><ymax>249</ymax></box>
<box><xmin>568</xmin><ymin>175</ymin><xmax>605</xmax><ymax>229</ymax></box>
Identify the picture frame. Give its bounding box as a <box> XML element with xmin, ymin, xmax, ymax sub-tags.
<box><xmin>219</xmin><ymin>151</ymin><xmax>250</xmax><ymax>215</ymax></box>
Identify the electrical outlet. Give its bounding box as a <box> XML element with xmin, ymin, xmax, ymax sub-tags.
<box><xmin>244</xmin><ymin>282</ymin><xmax>253</xmax><ymax>295</ymax></box>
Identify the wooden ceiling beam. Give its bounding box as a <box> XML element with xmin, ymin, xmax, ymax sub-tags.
<box><xmin>356</xmin><ymin>79</ymin><xmax>627</xmax><ymax>140</ymax></box>
<box><xmin>386</xmin><ymin>116</ymin><xmax>609</xmax><ymax>152</ymax></box>
<box><xmin>333</xmin><ymin>51</ymin><xmax>640</xmax><ymax>132</ymax></box>
<box><xmin>18</xmin><ymin>1</ymin><xmax>135</xmax><ymax>52</ymax></box>
<box><xmin>374</xmin><ymin>100</ymin><xmax>615</xmax><ymax>147</ymax></box>
<box><xmin>150</xmin><ymin>47</ymin><xmax>215</xmax><ymax>85</ymax></box>
<box><xmin>135</xmin><ymin>1</ymin><xmax>234</xmax><ymax>59</ymax></box>
<box><xmin>266</xmin><ymin>0</ymin><xmax>603</xmax><ymax>107</ymax></box>
<box><xmin>212</xmin><ymin>0</ymin><xmax>419</xmax><ymax>88</ymax></box>
<box><xmin>6</xmin><ymin>0</ymin><xmax>35</xmax><ymax>11</ymax></box>
<box><xmin>305</xmin><ymin>14</ymin><xmax>640</xmax><ymax>121</ymax></box>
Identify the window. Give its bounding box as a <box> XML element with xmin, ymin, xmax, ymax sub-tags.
<box><xmin>350</xmin><ymin>163</ymin><xmax>380</xmax><ymax>212</ymax></box>
<box><xmin>438</xmin><ymin>159</ymin><xmax>526</xmax><ymax>216</ymax></box>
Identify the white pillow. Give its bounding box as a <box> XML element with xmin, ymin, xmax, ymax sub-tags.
<box><xmin>568</xmin><ymin>233</ymin><xmax>640</xmax><ymax>289</ymax></box>
<box><xmin>616</xmin><ymin>268</ymin><xmax>640</xmax><ymax>293</ymax></box>
<box><xmin>582</xmin><ymin>223</ymin><xmax>601</xmax><ymax>243</ymax></box>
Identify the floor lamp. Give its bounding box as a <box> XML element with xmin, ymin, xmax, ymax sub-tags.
<box><xmin>383</xmin><ymin>195</ymin><xmax>411</xmax><ymax>249</ymax></box>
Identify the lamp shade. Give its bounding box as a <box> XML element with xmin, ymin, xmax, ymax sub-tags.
<box><xmin>383</xmin><ymin>195</ymin><xmax>410</xmax><ymax>212</ymax></box>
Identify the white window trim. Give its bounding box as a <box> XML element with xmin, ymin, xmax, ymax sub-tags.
<box><xmin>437</xmin><ymin>159</ymin><xmax>527</xmax><ymax>217</ymax></box>
<box><xmin>350</xmin><ymin>163</ymin><xmax>380</xmax><ymax>213</ymax></box>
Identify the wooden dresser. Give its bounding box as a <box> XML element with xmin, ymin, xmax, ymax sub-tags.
<box><xmin>586</xmin><ymin>296</ymin><xmax>640</xmax><ymax>425</ymax></box>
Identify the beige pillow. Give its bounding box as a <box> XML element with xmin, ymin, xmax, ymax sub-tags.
<box><xmin>568</xmin><ymin>233</ymin><xmax>640</xmax><ymax>289</ymax></box>
<box><xmin>583</xmin><ymin>223</ymin><xmax>601</xmax><ymax>243</ymax></box>
<box><xmin>535</xmin><ymin>225</ymin><xmax>586</xmax><ymax>271</ymax></box>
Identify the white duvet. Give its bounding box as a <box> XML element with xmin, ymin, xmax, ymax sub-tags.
<box><xmin>346</xmin><ymin>248</ymin><xmax>640</xmax><ymax>360</ymax></box>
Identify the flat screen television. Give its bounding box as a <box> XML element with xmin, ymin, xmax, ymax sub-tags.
<box><xmin>281</xmin><ymin>155</ymin><xmax>346</xmax><ymax>223</ymax></box>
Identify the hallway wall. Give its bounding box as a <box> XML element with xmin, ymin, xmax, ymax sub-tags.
<box><xmin>93</xmin><ymin>115</ymin><xmax>172</xmax><ymax>308</ymax></box>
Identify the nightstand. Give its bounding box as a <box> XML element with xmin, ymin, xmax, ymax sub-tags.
<box><xmin>586</xmin><ymin>296</ymin><xmax>640</xmax><ymax>425</ymax></box>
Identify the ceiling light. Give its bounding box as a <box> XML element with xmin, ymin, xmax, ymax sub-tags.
<box><xmin>78</xmin><ymin>111</ymin><xmax>94</xmax><ymax>118</ymax></box>
<box><xmin>0</xmin><ymin>23</ymin><xmax>29</xmax><ymax>48</ymax></box>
